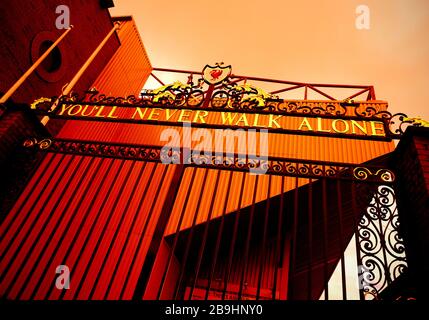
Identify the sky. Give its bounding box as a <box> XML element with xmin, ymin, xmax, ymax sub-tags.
<box><xmin>110</xmin><ymin>0</ymin><xmax>429</xmax><ymax>121</ymax></box>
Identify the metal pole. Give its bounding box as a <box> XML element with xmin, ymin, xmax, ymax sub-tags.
<box><xmin>0</xmin><ymin>26</ymin><xmax>73</xmax><ymax>104</ymax></box>
<box><xmin>42</xmin><ymin>22</ymin><xmax>120</xmax><ymax>125</ymax></box>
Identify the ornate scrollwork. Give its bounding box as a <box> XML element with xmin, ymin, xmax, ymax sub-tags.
<box><xmin>354</xmin><ymin>103</ymin><xmax>429</xmax><ymax>136</ymax></box>
<box><xmin>149</xmin><ymin>81</ymin><xmax>205</xmax><ymax>107</ymax></box>
<box><xmin>29</xmin><ymin>85</ymin><xmax>206</xmax><ymax>112</ymax></box>
<box><xmin>38</xmin><ymin>139</ymin><xmax>53</xmax><ymax>150</ymax></box>
<box><xmin>160</xmin><ymin>148</ymin><xmax>181</xmax><ymax>164</ymax></box>
<box><xmin>24</xmin><ymin>138</ymin><xmax>163</xmax><ymax>162</ymax></box>
<box><xmin>22</xmin><ymin>138</ymin><xmax>37</xmax><ymax>148</ymax></box>
<box><xmin>182</xmin><ymin>150</ymin><xmax>395</xmax><ymax>182</ymax></box>
<box><xmin>400</xmin><ymin>116</ymin><xmax>429</xmax><ymax>128</ymax></box>
<box><xmin>357</xmin><ymin>185</ymin><xmax>407</xmax><ymax>299</ymax></box>
<box><xmin>23</xmin><ymin>137</ymin><xmax>396</xmax><ymax>183</ymax></box>
<box><xmin>30</xmin><ymin>97</ymin><xmax>52</xmax><ymax>110</ymax></box>
<box><xmin>353</xmin><ymin>167</ymin><xmax>395</xmax><ymax>182</ymax></box>
<box><xmin>23</xmin><ymin>138</ymin><xmax>53</xmax><ymax>150</ymax></box>
<box><xmin>211</xmin><ymin>84</ymin><xmax>280</xmax><ymax>109</ymax></box>
<box><xmin>275</xmin><ymin>100</ymin><xmax>348</xmax><ymax>117</ymax></box>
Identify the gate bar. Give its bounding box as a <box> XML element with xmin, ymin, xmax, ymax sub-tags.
<box><xmin>188</xmin><ymin>170</ymin><xmax>222</xmax><ymax>299</ymax></box>
<box><xmin>221</xmin><ymin>173</ymin><xmax>248</xmax><ymax>300</ymax></box>
<box><xmin>173</xmin><ymin>168</ymin><xmax>210</xmax><ymax>299</ymax></box>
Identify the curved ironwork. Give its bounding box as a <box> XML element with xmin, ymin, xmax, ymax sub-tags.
<box><xmin>357</xmin><ymin>185</ymin><xmax>407</xmax><ymax>299</ymax></box>
<box><xmin>23</xmin><ymin>137</ymin><xmax>396</xmax><ymax>183</ymax></box>
<box><xmin>23</xmin><ymin>138</ymin><xmax>162</xmax><ymax>162</ymax></box>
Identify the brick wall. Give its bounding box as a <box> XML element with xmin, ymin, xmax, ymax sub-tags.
<box><xmin>394</xmin><ymin>126</ymin><xmax>429</xmax><ymax>299</ymax></box>
<box><xmin>0</xmin><ymin>1</ymin><xmax>121</xmax><ymax>218</ymax></box>
<box><xmin>0</xmin><ymin>106</ymin><xmax>48</xmax><ymax>222</ymax></box>
<box><xmin>0</xmin><ymin>1</ymin><xmax>120</xmax><ymax>104</ymax></box>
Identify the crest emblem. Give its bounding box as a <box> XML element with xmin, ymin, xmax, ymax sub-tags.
<box><xmin>202</xmin><ymin>62</ymin><xmax>231</xmax><ymax>85</ymax></box>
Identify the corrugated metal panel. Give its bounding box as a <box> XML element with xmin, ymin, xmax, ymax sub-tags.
<box><xmin>0</xmin><ymin>17</ymin><xmax>160</xmax><ymax>300</ymax></box>
<box><xmin>0</xmin><ymin>158</ymin><xmax>179</xmax><ymax>299</ymax></box>
<box><xmin>57</xmin><ymin>18</ymin><xmax>152</xmax><ymax>142</ymax></box>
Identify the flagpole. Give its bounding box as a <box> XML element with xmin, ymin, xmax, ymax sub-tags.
<box><xmin>41</xmin><ymin>22</ymin><xmax>120</xmax><ymax>125</ymax></box>
<box><xmin>0</xmin><ymin>26</ymin><xmax>73</xmax><ymax>105</ymax></box>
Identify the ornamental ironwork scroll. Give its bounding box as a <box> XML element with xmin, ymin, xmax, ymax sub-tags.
<box><xmin>23</xmin><ymin>137</ymin><xmax>395</xmax><ymax>183</ymax></box>
<box><xmin>357</xmin><ymin>185</ymin><xmax>407</xmax><ymax>299</ymax></box>
<box><xmin>22</xmin><ymin>138</ymin><xmax>162</xmax><ymax>162</ymax></box>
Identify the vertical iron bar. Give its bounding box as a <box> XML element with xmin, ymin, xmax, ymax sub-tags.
<box><xmin>322</xmin><ymin>178</ymin><xmax>329</xmax><ymax>300</ymax></box>
<box><xmin>256</xmin><ymin>175</ymin><xmax>272</xmax><ymax>300</ymax></box>
<box><xmin>272</xmin><ymin>176</ymin><xmax>285</xmax><ymax>300</ymax></box>
<box><xmin>124</xmin><ymin>164</ymin><xmax>175</xmax><ymax>300</ymax></box>
<box><xmin>130</xmin><ymin>163</ymin><xmax>183</xmax><ymax>300</ymax></box>
<box><xmin>157</xmin><ymin>168</ymin><xmax>198</xmax><ymax>299</ymax></box>
<box><xmin>205</xmin><ymin>171</ymin><xmax>234</xmax><ymax>300</ymax></box>
<box><xmin>288</xmin><ymin>176</ymin><xmax>299</xmax><ymax>299</ymax></box>
<box><xmin>222</xmin><ymin>172</ymin><xmax>247</xmax><ymax>300</ymax></box>
<box><xmin>238</xmin><ymin>175</ymin><xmax>260</xmax><ymax>300</ymax></box>
<box><xmin>189</xmin><ymin>170</ymin><xmax>221</xmax><ymax>300</ymax></box>
<box><xmin>351</xmin><ymin>181</ymin><xmax>364</xmax><ymax>300</ymax></box>
<box><xmin>375</xmin><ymin>186</ymin><xmax>392</xmax><ymax>287</ymax></box>
<box><xmin>370</xmin><ymin>86</ymin><xmax>376</xmax><ymax>100</ymax></box>
<box><xmin>173</xmin><ymin>169</ymin><xmax>210</xmax><ymax>299</ymax></box>
<box><xmin>336</xmin><ymin>180</ymin><xmax>347</xmax><ymax>300</ymax></box>
<box><xmin>307</xmin><ymin>178</ymin><xmax>313</xmax><ymax>300</ymax></box>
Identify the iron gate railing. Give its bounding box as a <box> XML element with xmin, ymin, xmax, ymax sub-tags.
<box><xmin>12</xmin><ymin>137</ymin><xmax>408</xmax><ymax>300</ymax></box>
<box><xmin>2</xmin><ymin>64</ymin><xmax>420</xmax><ymax>300</ymax></box>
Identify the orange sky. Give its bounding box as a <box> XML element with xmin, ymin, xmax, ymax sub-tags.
<box><xmin>110</xmin><ymin>0</ymin><xmax>429</xmax><ymax>120</ymax></box>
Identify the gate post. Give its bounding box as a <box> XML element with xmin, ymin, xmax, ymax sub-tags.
<box><xmin>394</xmin><ymin>126</ymin><xmax>429</xmax><ymax>299</ymax></box>
<box><xmin>0</xmin><ymin>104</ymin><xmax>49</xmax><ymax>222</ymax></box>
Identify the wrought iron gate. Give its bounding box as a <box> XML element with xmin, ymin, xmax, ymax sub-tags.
<box><xmin>2</xmin><ymin>64</ymin><xmax>421</xmax><ymax>300</ymax></box>
<box><xmin>11</xmin><ymin>137</ymin><xmax>407</xmax><ymax>300</ymax></box>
